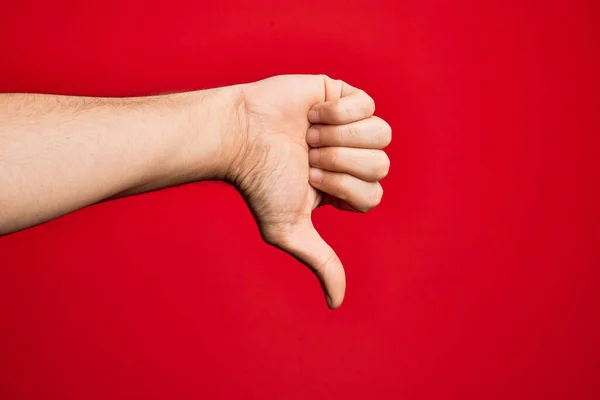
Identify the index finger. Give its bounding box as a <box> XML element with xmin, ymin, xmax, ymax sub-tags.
<box><xmin>308</xmin><ymin>83</ymin><xmax>375</xmax><ymax>125</ymax></box>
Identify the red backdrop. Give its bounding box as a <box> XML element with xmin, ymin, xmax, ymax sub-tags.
<box><xmin>1</xmin><ymin>1</ymin><xmax>599</xmax><ymax>398</ymax></box>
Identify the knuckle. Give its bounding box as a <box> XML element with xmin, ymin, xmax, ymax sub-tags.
<box><xmin>332</xmin><ymin>79</ymin><xmax>344</xmax><ymax>96</ymax></box>
<box><xmin>313</xmin><ymin>251</ymin><xmax>337</xmax><ymax>275</ymax></box>
<box><xmin>318</xmin><ymin>74</ymin><xmax>332</xmax><ymax>88</ymax></box>
<box><xmin>310</xmin><ymin>148</ymin><xmax>321</xmax><ymax>166</ymax></box>
<box><xmin>362</xmin><ymin>91</ymin><xmax>376</xmax><ymax>115</ymax></box>
<box><xmin>372</xmin><ymin>152</ymin><xmax>390</xmax><ymax>179</ymax></box>
<box><xmin>380</xmin><ymin>152</ymin><xmax>391</xmax><ymax>176</ymax></box>
<box><xmin>369</xmin><ymin>183</ymin><xmax>383</xmax><ymax>208</ymax></box>
<box><xmin>379</xmin><ymin>120</ymin><xmax>392</xmax><ymax>147</ymax></box>
<box><xmin>309</xmin><ymin>127</ymin><xmax>321</xmax><ymax>146</ymax></box>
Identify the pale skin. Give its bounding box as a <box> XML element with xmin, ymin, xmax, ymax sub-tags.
<box><xmin>0</xmin><ymin>74</ymin><xmax>391</xmax><ymax>308</ymax></box>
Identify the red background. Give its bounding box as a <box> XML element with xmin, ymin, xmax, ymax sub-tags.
<box><xmin>1</xmin><ymin>0</ymin><xmax>599</xmax><ymax>398</ymax></box>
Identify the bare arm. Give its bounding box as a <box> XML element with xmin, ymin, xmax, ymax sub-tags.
<box><xmin>0</xmin><ymin>75</ymin><xmax>391</xmax><ymax>308</ymax></box>
<box><xmin>0</xmin><ymin>89</ymin><xmax>242</xmax><ymax>235</ymax></box>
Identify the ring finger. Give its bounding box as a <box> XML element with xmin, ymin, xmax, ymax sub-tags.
<box><xmin>309</xmin><ymin>147</ymin><xmax>390</xmax><ymax>182</ymax></box>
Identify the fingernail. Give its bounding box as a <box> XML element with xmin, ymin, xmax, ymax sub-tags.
<box><xmin>308</xmin><ymin>148</ymin><xmax>319</xmax><ymax>165</ymax></box>
<box><xmin>309</xmin><ymin>168</ymin><xmax>323</xmax><ymax>183</ymax></box>
<box><xmin>308</xmin><ymin>109</ymin><xmax>319</xmax><ymax>122</ymax></box>
<box><xmin>306</xmin><ymin>127</ymin><xmax>319</xmax><ymax>145</ymax></box>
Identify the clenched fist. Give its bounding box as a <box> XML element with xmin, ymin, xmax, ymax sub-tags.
<box><xmin>224</xmin><ymin>75</ymin><xmax>392</xmax><ymax>308</ymax></box>
<box><xmin>0</xmin><ymin>74</ymin><xmax>391</xmax><ymax>308</ymax></box>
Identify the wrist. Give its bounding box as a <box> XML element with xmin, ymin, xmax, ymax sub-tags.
<box><xmin>119</xmin><ymin>84</ymin><xmax>250</xmax><ymax>198</ymax></box>
<box><xmin>173</xmin><ymin>85</ymin><xmax>248</xmax><ymax>183</ymax></box>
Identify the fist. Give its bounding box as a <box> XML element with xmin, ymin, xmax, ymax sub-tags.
<box><xmin>225</xmin><ymin>75</ymin><xmax>391</xmax><ymax>308</ymax></box>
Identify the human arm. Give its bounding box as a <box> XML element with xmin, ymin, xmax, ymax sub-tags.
<box><xmin>0</xmin><ymin>88</ymin><xmax>242</xmax><ymax>233</ymax></box>
<box><xmin>0</xmin><ymin>75</ymin><xmax>391</xmax><ymax>308</ymax></box>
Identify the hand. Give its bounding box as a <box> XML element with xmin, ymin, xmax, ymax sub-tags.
<box><xmin>0</xmin><ymin>74</ymin><xmax>389</xmax><ymax>309</ymax></box>
<box><xmin>225</xmin><ymin>75</ymin><xmax>392</xmax><ymax>308</ymax></box>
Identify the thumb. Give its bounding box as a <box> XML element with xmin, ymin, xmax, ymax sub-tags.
<box><xmin>276</xmin><ymin>221</ymin><xmax>346</xmax><ymax>309</ymax></box>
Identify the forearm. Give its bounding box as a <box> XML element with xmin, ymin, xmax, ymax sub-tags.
<box><xmin>0</xmin><ymin>88</ymin><xmax>242</xmax><ymax>235</ymax></box>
